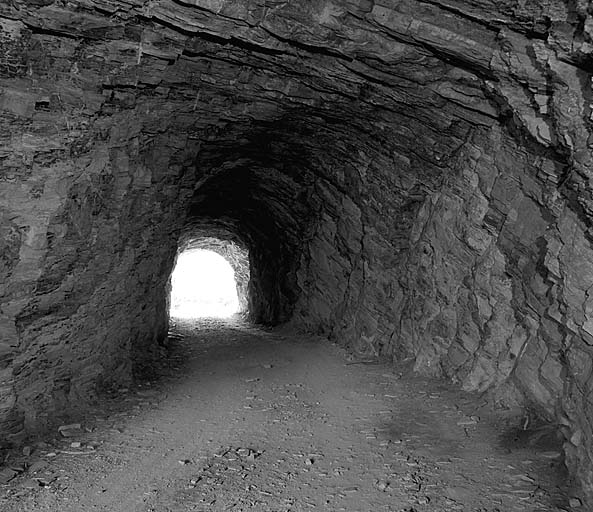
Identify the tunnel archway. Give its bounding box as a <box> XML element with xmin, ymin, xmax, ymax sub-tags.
<box><xmin>170</xmin><ymin>235</ymin><xmax>250</xmax><ymax>320</ymax></box>
<box><xmin>169</xmin><ymin>249</ymin><xmax>240</xmax><ymax>319</ymax></box>
<box><xmin>186</xmin><ymin>130</ymin><xmax>320</xmax><ymax>326</ymax></box>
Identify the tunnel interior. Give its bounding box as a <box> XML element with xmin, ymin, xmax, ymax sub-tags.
<box><xmin>187</xmin><ymin>122</ymin><xmax>316</xmax><ymax>325</ymax></box>
<box><xmin>1</xmin><ymin>0</ymin><xmax>593</xmax><ymax>505</ymax></box>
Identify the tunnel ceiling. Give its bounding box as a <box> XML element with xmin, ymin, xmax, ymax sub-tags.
<box><xmin>3</xmin><ymin>0</ymin><xmax>589</xmax><ymax>241</ymax></box>
<box><xmin>4</xmin><ymin>0</ymin><xmax>587</xmax><ymax>169</ymax></box>
<box><xmin>2</xmin><ymin>0</ymin><xmax>593</xmax><ymax>505</ymax></box>
<box><xmin>2</xmin><ymin>0</ymin><xmax>590</xmax><ymax>249</ymax></box>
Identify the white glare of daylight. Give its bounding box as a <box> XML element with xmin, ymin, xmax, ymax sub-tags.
<box><xmin>169</xmin><ymin>249</ymin><xmax>239</xmax><ymax>319</ymax></box>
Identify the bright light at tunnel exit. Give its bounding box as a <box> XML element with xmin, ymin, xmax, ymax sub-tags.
<box><xmin>169</xmin><ymin>249</ymin><xmax>239</xmax><ymax>319</ymax></box>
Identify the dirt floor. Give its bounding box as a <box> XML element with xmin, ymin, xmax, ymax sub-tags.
<box><xmin>0</xmin><ymin>318</ymin><xmax>580</xmax><ymax>511</ymax></box>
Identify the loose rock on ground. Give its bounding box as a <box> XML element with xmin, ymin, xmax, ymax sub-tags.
<box><xmin>0</xmin><ymin>319</ymin><xmax>574</xmax><ymax>511</ymax></box>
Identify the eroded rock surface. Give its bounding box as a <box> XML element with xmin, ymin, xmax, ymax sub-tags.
<box><xmin>0</xmin><ymin>0</ymin><xmax>592</xmax><ymax>504</ymax></box>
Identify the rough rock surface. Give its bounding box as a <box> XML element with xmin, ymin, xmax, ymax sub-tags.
<box><xmin>0</xmin><ymin>0</ymin><xmax>592</xmax><ymax>504</ymax></box>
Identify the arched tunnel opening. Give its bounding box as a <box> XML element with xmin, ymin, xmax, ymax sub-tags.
<box><xmin>168</xmin><ymin>247</ymin><xmax>243</xmax><ymax>320</ymax></box>
<box><xmin>185</xmin><ymin>120</ymin><xmax>318</xmax><ymax>327</ymax></box>
<box><xmin>168</xmin><ymin>235</ymin><xmax>250</xmax><ymax>321</ymax></box>
<box><xmin>1</xmin><ymin>0</ymin><xmax>593</xmax><ymax>508</ymax></box>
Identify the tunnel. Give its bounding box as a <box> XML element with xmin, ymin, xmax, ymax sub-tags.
<box><xmin>0</xmin><ymin>0</ymin><xmax>593</xmax><ymax>508</ymax></box>
<box><xmin>168</xmin><ymin>243</ymin><xmax>246</xmax><ymax>319</ymax></box>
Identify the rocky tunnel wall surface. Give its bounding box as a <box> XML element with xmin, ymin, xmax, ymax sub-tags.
<box><xmin>1</xmin><ymin>0</ymin><xmax>593</xmax><ymax>503</ymax></box>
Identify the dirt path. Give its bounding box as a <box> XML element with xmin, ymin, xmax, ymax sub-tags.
<box><xmin>0</xmin><ymin>319</ymin><xmax>574</xmax><ymax>511</ymax></box>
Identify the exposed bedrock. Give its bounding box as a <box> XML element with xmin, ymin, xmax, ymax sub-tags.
<box><xmin>0</xmin><ymin>0</ymin><xmax>592</xmax><ymax>502</ymax></box>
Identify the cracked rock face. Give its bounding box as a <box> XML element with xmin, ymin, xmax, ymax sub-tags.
<box><xmin>1</xmin><ymin>0</ymin><xmax>593</xmax><ymax>503</ymax></box>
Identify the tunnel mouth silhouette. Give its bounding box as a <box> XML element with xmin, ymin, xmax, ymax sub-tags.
<box><xmin>168</xmin><ymin>238</ymin><xmax>250</xmax><ymax>320</ymax></box>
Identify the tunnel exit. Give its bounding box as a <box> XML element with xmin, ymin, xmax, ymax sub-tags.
<box><xmin>169</xmin><ymin>249</ymin><xmax>240</xmax><ymax>319</ymax></box>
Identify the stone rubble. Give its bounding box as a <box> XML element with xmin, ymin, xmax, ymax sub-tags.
<box><xmin>0</xmin><ymin>322</ymin><xmax>573</xmax><ymax>511</ymax></box>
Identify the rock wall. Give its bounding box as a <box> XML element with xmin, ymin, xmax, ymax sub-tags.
<box><xmin>397</xmin><ymin>124</ymin><xmax>593</xmax><ymax>498</ymax></box>
<box><xmin>293</xmin><ymin>115</ymin><xmax>593</xmax><ymax>500</ymax></box>
<box><xmin>0</xmin><ymin>100</ymin><xmax>195</xmax><ymax>434</ymax></box>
